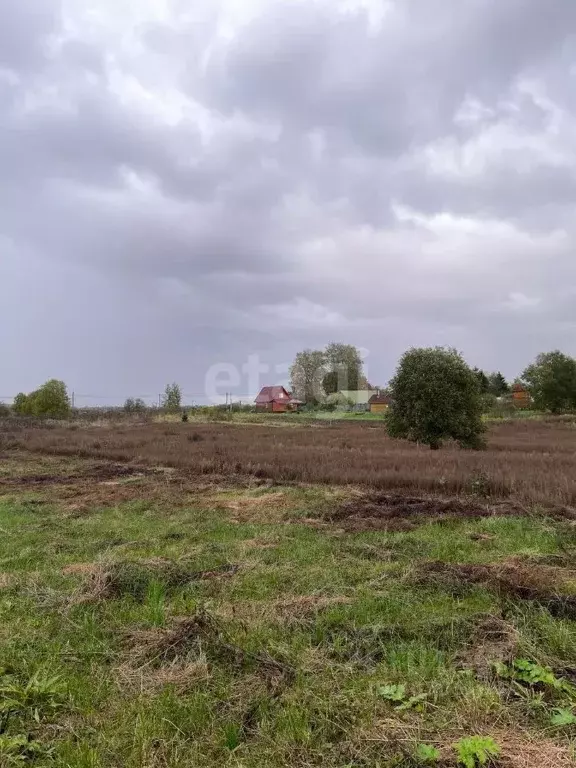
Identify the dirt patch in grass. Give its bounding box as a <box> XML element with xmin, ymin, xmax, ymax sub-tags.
<box><xmin>0</xmin><ymin>461</ymin><xmax>152</xmax><ymax>487</ymax></box>
<box><xmin>416</xmin><ymin>560</ymin><xmax>576</xmax><ymax>618</ymax></box>
<box><xmin>71</xmin><ymin>559</ymin><xmax>239</xmax><ymax>603</ymax></box>
<box><xmin>0</xmin><ymin>453</ymin><xmax>251</xmax><ymax>513</ymax></box>
<box><xmin>456</xmin><ymin>615</ymin><xmax>519</xmax><ymax>679</ymax></box>
<box><xmin>325</xmin><ymin>493</ymin><xmax>530</xmax><ymax>532</ymax></box>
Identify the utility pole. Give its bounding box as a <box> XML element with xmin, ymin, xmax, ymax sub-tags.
<box><xmin>158</xmin><ymin>394</ymin><xmax>162</xmax><ymax>409</ymax></box>
<box><xmin>71</xmin><ymin>391</ymin><xmax>75</xmax><ymax>408</ymax></box>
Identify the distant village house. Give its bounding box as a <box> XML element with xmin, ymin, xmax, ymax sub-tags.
<box><xmin>511</xmin><ymin>382</ymin><xmax>531</xmax><ymax>408</ymax></box>
<box><xmin>255</xmin><ymin>386</ymin><xmax>303</xmax><ymax>413</ymax></box>
<box><xmin>368</xmin><ymin>391</ymin><xmax>391</xmax><ymax>414</ymax></box>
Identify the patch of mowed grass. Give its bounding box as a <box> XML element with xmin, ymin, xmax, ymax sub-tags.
<box><xmin>1</xmin><ymin>479</ymin><xmax>576</xmax><ymax>766</ymax></box>
<box><xmin>380</xmin><ymin>514</ymin><xmax>561</xmax><ymax>564</ymax></box>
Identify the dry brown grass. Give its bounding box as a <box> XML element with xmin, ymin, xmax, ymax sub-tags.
<box><xmin>216</xmin><ymin>594</ymin><xmax>353</xmax><ymax>624</ymax></box>
<box><xmin>2</xmin><ymin>417</ymin><xmax>576</xmax><ymax>505</ymax></box>
<box><xmin>115</xmin><ymin>658</ymin><xmax>210</xmax><ymax>694</ymax></box>
<box><xmin>0</xmin><ymin>572</ymin><xmax>13</xmax><ymax>589</ymax></box>
<box><xmin>358</xmin><ymin>720</ymin><xmax>576</xmax><ymax>768</ymax></box>
<box><xmin>494</xmin><ymin>732</ymin><xmax>576</xmax><ymax>768</ymax></box>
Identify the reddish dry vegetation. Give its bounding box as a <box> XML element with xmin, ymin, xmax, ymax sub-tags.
<box><xmin>2</xmin><ymin>417</ymin><xmax>576</xmax><ymax>505</ymax></box>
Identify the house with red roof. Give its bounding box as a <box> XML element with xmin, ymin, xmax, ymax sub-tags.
<box><xmin>255</xmin><ymin>386</ymin><xmax>303</xmax><ymax>413</ymax></box>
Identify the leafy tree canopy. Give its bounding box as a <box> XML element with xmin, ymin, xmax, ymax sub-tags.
<box><xmin>387</xmin><ymin>347</ymin><xmax>485</xmax><ymax>450</ymax></box>
<box><xmin>162</xmin><ymin>382</ymin><xmax>182</xmax><ymax>413</ymax></box>
<box><xmin>522</xmin><ymin>351</ymin><xmax>576</xmax><ymax>413</ymax></box>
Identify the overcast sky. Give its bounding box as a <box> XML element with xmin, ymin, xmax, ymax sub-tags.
<box><xmin>1</xmin><ymin>0</ymin><xmax>576</xmax><ymax>404</ymax></box>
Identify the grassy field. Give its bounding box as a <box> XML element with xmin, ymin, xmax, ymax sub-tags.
<box><xmin>1</xmin><ymin>421</ymin><xmax>576</xmax><ymax>766</ymax></box>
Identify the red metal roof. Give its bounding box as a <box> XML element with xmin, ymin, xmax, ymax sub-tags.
<box><xmin>255</xmin><ymin>386</ymin><xmax>291</xmax><ymax>404</ymax></box>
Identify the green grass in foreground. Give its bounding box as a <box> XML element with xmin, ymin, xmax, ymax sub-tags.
<box><xmin>0</xmin><ymin>481</ymin><xmax>576</xmax><ymax>766</ymax></box>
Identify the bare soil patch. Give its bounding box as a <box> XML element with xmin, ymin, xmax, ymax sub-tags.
<box><xmin>0</xmin><ymin>453</ymin><xmax>253</xmax><ymax>513</ymax></box>
<box><xmin>325</xmin><ymin>493</ymin><xmax>530</xmax><ymax>532</ymax></box>
<box><xmin>0</xmin><ymin>461</ymin><xmax>152</xmax><ymax>487</ymax></box>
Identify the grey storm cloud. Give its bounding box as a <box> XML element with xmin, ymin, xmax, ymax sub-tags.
<box><xmin>1</xmin><ymin>0</ymin><xmax>576</xmax><ymax>403</ymax></box>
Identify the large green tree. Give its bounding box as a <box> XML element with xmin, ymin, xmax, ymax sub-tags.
<box><xmin>522</xmin><ymin>351</ymin><xmax>576</xmax><ymax>413</ymax></box>
<box><xmin>323</xmin><ymin>343</ymin><xmax>364</xmax><ymax>392</ymax></box>
<box><xmin>387</xmin><ymin>347</ymin><xmax>485</xmax><ymax>450</ymax></box>
<box><xmin>322</xmin><ymin>370</ymin><xmax>340</xmax><ymax>396</ymax></box>
<box><xmin>290</xmin><ymin>349</ymin><xmax>326</xmax><ymax>403</ymax></box>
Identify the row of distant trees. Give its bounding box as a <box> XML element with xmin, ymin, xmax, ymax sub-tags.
<box><xmin>3</xmin><ymin>350</ymin><xmax>576</xmax><ymax>424</ymax></box>
<box><xmin>123</xmin><ymin>383</ymin><xmax>182</xmax><ymax>414</ymax></box>
<box><xmin>3</xmin><ymin>380</ymin><xmax>184</xmax><ymax>419</ymax></box>
<box><xmin>472</xmin><ymin>351</ymin><xmax>576</xmax><ymax>413</ymax></box>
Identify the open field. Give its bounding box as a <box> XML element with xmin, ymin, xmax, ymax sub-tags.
<box><xmin>1</xmin><ymin>420</ymin><xmax>576</xmax><ymax>766</ymax></box>
<box><xmin>3</xmin><ymin>416</ymin><xmax>576</xmax><ymax>505</ymax></box>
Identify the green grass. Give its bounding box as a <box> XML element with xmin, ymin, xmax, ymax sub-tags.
<box><xmin>1</xmin><ymin>470</ymin><xmax>576</xmax><ymax>766</ymax></box>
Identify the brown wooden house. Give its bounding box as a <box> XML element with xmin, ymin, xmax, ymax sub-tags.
<box><xmin>511</xmin><ymin>382</ymin><xmax>531</xmax><ymax>408</ymax></box>
<box><xmin>368</xmin><ymin>391</ymin><xmax>391</xmax><ymax>414</ymax></box>
<box><xmin>255</xmin><ymin>386</ymin><xmax>303</xmax><ymax>413</ymax></box>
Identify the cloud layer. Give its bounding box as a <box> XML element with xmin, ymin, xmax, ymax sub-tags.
<box><xmin>2</xmin><ymin>0</ymin><xmax>576</xmax><ymax>402</ymax></box>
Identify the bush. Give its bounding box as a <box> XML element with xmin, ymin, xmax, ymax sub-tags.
<box><xmin>480</xmin><ymin>393</ymin><xmax>497</xmax><ymax>413</ymax></box>
<box><xmin>0</xmin><ymin>402</ymin><xmax>10</xmax><ymax>417</ymax></box>
<box><xmin>386</xmin><ymin>347</ymin><xmax>485</xmax><ymax>450</ymax></box>
<box><xmin>124</xmin><ymin>398</ymin><xmax>147</xmax><ymax>414</ymax></box>
<box><xmin>13</xmin><ymin>393</ymin><xmax>33</xmax><ymax>416</ymax></box>
<box><xmin>32</xmin><ymin>380</ymin><xmax>71</xmax><ymax>418</ymax></box>
<box><xmin>13</xmin><ymin>381</ymin><xmax>70</xmax><ymax>419</ymax></box>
